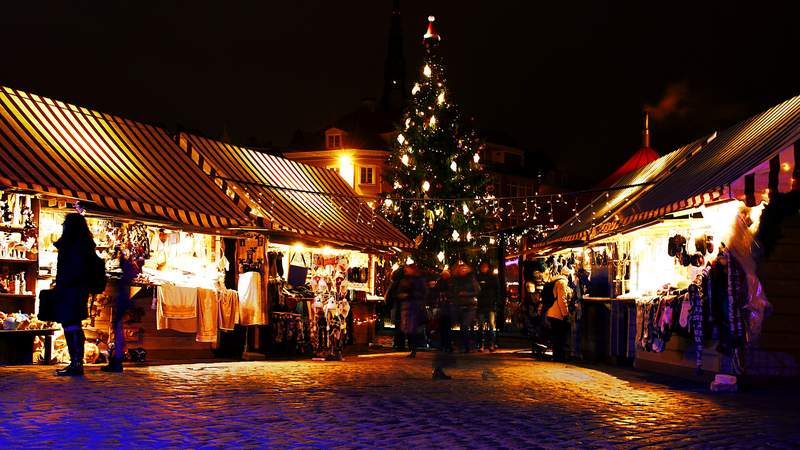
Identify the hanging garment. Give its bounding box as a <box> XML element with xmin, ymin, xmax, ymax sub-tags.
<box><xmin>196</xmin><ymin>288</ymin><xmax>219</xmax><ymax>343</ymax></box>
<box><xmin>157</xmin><ymin>285</ymin><xmax>198</xmax><ymax>332</ymax></box>
<box><xmin>689</xmin><ymin>282</ymin><xmax>704</xmax><ymax>374</ymax></box>
<box><xmin>238</xmin><ymin>271</ymin><xmax>266</xmax><ymax>325</ymax></box>
<box><xmin>218</xmin><ymin>289</ymin><xmax>240</xmax><ymax>331</ymax></box>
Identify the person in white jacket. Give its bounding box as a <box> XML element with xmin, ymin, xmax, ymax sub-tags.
<box><xmin>546</xmin><ymin>266</ymin><xmax>573</xmax><ymax>362</ymax></box>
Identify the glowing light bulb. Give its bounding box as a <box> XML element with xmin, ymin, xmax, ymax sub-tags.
<box><xmin>422</xmin><ymin>180</ymin><xmax>430</xmax><ymax>192</ymax></box>
<box><xmin>437</xmin><ymin>92</ymin><xmax>445</xmax><ymax>104</ymax></box>
<box><xmin>405</xmin><ymin>118</ymin><xmax>411</xmax><ymax>128</ymax></box>
<box><xmin>429</xmin><ymin>115</ymin><xmax>436</xmax><ymax>127</ymax></box>
<box><xmin>401</xmin><ymin>154</ymin><xmax>410</xmax><ymax>166</ymax></box>
<box><xmin>397</xmin><ymin>133</ymin><xmax>405</xmax><ymax>144</ymax></box>
<box><xmin>452</xmin><ymin>230</ymin><xmax>460</xmax><ymax>241</ymax></box>
<box><xmin>450</xmin><ymin>161</ymin><xmax>457</xmax><ymax>172</ymax></box>
<box><xmin>462</xmin><ymin>203</ymin><xmax>469</xmax><ymax>215</ymax></box>
<box><xmin>384</xmin><ymin>198</ymin><xmax>393</xmax><ymax>208</ymax></box>
<box><xmin>423</xmin><ymin>65</ymin><xmax>432</xmax><ymax>78</ymax></box>
<box><xmin>412</xmin><ymin>83</ymin><xmax>420</xmax><ymax>95</ymax></box>
<box><xmin>489</xmin><ymin>237</ymin><xmax>496</xmax><ymax>245</ymax></box>
<box><xmin>437</xmin><ymin>251</ymin><xmax>445</xmax><ymax>262</ymax></box>
<box><xmin>473</xmin><ymin>153</ymin><xmax>480</xmax><ymax>163</ymax></box>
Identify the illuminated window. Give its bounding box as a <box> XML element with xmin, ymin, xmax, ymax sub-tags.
<box><xmin>360</xmin><ymin>166</ymin><xmax>375</xmax><ymax>185</ymax></box>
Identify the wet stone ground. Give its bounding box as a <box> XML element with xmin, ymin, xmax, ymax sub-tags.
<box><xmin>1</xmin><ymin>351</ymin><xmax>799</xmax><ymax>448</ymax></box>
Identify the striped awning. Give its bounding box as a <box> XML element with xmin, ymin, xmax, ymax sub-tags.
<box><xmin>182</xmin><ymin>133</ymin><xmax>415</xmax><ymax>249</ymax></box>
<box><xmin>0</xmin><ymin>86</ymin><xmax>248</xmax><ymax>230</ymax></box>
<box><xmin>532</xmin><ymin>94</ymin><xmax>800</xmax><ymax>255</ymax></box>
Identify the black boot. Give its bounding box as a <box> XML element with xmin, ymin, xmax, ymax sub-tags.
<box><xmin>56</xmin><ymin>330</ymin><xmax>84</xmax><ymax>376</ymax></box>
<box><xmin>101</xmin><ymin>357</ymin><xmax>123</xmax><ymax>373</ymax></box>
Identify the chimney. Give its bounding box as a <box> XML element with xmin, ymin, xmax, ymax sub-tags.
<box><xmin>642</xmin><ymin>111</ymin><xmax>650</xmax><ymax>148</ymax></box>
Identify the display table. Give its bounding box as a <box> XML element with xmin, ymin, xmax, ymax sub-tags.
<box><xmin>0</xmin><ymin>329</ymin><xmax>56</xmax><ymax>365</ymax></box>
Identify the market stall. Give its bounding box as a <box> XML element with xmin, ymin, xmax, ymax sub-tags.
<box><xmin>0</xmin><ymin>86</ymin><xmax>250</xmax><ymax>364</ymax></box>
<box><xmin>529</xmin><ymin>94</ymin><xmax>800</xmax><ymax>383</ymax></box>
<box><xmin>181</xmin><ymin>133</ymin><xmax>415</xmax><ymax>357</ymax></box>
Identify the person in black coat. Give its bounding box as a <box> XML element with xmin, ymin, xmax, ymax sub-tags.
<box><xmin>53</xmin><ymin>213</ymin><xmax>95</xmax><ymax>376</ymax></box>
<box><xmin>476</xmin><ymin>262</ymin><xmax>500</xmax><ymax>352</ymax></box>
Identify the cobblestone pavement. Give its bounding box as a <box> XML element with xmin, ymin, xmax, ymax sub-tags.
<box><xmin>1</xmin><ymin>351</ymin><xmax>799</xmax><ymax>449</ymax></box>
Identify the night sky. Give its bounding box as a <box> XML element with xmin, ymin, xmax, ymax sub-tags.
<box><xmin>2</xmin><ymin>1</ymin><xmax>799</xmax><ymax>186</ymax></box>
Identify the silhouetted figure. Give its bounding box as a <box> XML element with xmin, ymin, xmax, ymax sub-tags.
<box><xmin>53</xmin><ymin>213</ymin><xmax>95</xmax><ymax>376</ymax></box>
<box><xmin>476</xmin><ymin>261</ymin><xmax>500</xmax><ymax>352</ymax></box>
<box><xmin>102</xmin><ymin>249</ymin><xmax>140</xmax><ymax>373</ymax></box>
<box><xmin>396</xmin><ymin>263</ymin><xmax>427</xmax><ymax>358</ymax></box>
<box><xmin>432</xmin><ymin>269</ymin><xmax>455</xmax><ymax>379</ymax></box>
<box><xmin>449</xmin><ymin>262</ymin><xmax>480</xmax><ymax>353</ymax></box>
<box><xmin>386</xmin><ymin>268</ymin><xmax>406</xmax><ymax>351</ymax></box>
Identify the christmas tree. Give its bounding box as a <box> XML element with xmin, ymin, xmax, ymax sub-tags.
<box><xmin>382</xmin><ymin>16</ymin><xmax>489</xmax><ymax>267</ymax></box>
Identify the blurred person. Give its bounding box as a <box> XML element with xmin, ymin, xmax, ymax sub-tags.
<box><xmin>476</xmin><ymin>261</ymin><xmax>499</xmax><ymax>352</ymax></box>
<box><xmin>396</xmin><ymin>263</ymin><xmax>427</xmax><ymax>358</ymax></box>
<box><xmin>432</xmin><ymin>269</ymin><xmax>455</xmax><ymax>379</ymax></box>
<box><xmin>449</xmin><ymin>262</ymin><xmax>480</xmax><ymax>353</ymax></box>
<box><xmin>385</xmin><ymin>266</ymin><xmax>406</xmax><ymax>351</ymax></box>
<box><xmin>102</xmin><ymin>247</ymin><xmax>141</xmax><ymax>373</ymax></box>
<box><xmin>53</xmin><ymin>213</ymin><xmax>95</xmax><ymax>376</ymax></box>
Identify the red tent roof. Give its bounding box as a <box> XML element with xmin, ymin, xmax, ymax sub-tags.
<box><xmin>597</xmin><ymin>146</ymin><xmax>660</xmax><ymax>188</ymax></box>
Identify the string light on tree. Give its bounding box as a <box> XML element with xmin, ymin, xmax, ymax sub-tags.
<box><xmin>380</xmin><ymin>14</ymin><xmax>488</xmax><ymax>266</ymax></box>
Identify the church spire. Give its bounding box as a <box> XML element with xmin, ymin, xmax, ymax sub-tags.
<box><xmin>381</xmin><ymin>0</ymin><xmax>406</xmax><ymax>113</ymax></box>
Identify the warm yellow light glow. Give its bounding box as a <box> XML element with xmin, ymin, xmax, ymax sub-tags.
<box><xmin>292</xmin><ymin>243</ymin><xmax>305</xmax><ymax>252</ymax></box>
<box><xmin>429</xmin><ymin>115</ymin><xmax>437</xmax><ymax>127</ymax></box>
<box><xmin>412</xmin><ymin>83</ymin><xmax>420</xmax><ymax>95</ymax></box>
<box><xmin>401</xmin><ymin>154</ymin><xmax>410</xmax><ymax>166</ymax></box>
<box><xmin>406</xmin><ymin>257</ymin><xmax>415</xmax><ymax>265</ymax></box>
<box><xmin>493</xmin><ymin>268</ymin><xmax>499</xmax><ymax>275</ymax></box>
<box><xmin>338</xmin><ymin>154</ymin><xmax>355</xmax><ymax>187</ymax></box>
<box><xmin>466</xmin><ymin>231</ymin><xmax>473</xmax><ymax>241</ymax></box>
<box><xmin>452</xmin><ymin>230</ymin><xmax>460</xmax><ymax>241</ymax></box>
<box><xmin>423</xmin><ymin>65</ymin><xmax>432</xmax><ymax>78</ymax></box>
<box><xmin>384</xmin><ymin>198</ymin><xmax>393</xmax><ymax>208</ymax></box>
<box><xmin>392</xmin><ymin>263</ymin><xmax>400</xmax><ymax>272</ymax></box>
<box><xmin>321</xmin><ymin>246</ymin><xmax>334</xmax><ymax>255</ymax></box>
<box><xmin>450</xmin><ymin>161</ymin><xmax>458</xmax><ymax>172</ymax></box>
<box><xmin>782</xmin><ymin>162</ymin><xmax>791</xmax><ymax>172</ymax></box>
<box><xmin>437</xmin><ymin>251</ymin><xmax>445</xmax><ymax>262</ymax></box>
<box><xmin>405</xmin><ymin>118</ymin><xmax>411</xmax><ymax>128</ymax></box>
<box><xmin>489</xmin><ymin>237</ymin><xmax>496</xmax><ymax>245</ymax></box>
<box><xmin>462</xmin><ymin>203</ymin><xmax>469</xmax><ymax>214</ymax></box>
<box><xmin>397</xmin><ymin>134</ymin><xmax>405</xmax><ymax>144</ymax></box>
<box><xmin>473</xmin><ymin>153</ymin><xmax>480</xmax><ymax>163</ymax></box>
<box><xmin>437</xmin><ymin>92</ymin><xmax>445</xmax><ymax>104</ymax></box>
<box><xmin>422</xmin><ymin>180</ymin><xmax>431</xmax><ymax>192</ymax></box>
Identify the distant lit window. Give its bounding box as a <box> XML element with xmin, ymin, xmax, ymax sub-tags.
<box><xmin>360</xmin><ymin>166</ymin><xmax>375</xmax><ymax>185</ymax></box>
<box><xmin>327</xmin><ymin>133</ymin><xmax>342</xmax><ymax>149</ymax></box>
